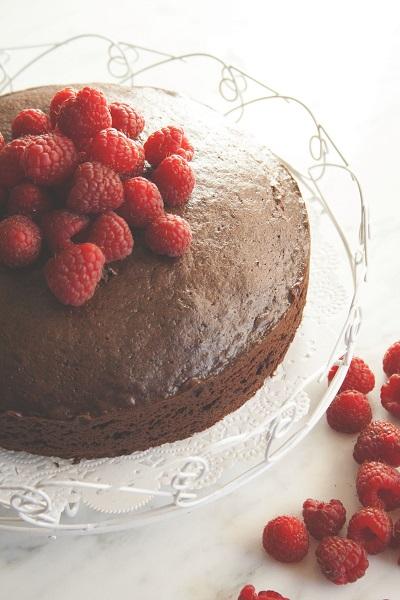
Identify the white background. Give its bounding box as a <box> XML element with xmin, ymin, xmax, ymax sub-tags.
<box><xmin>0</xmin><ymin>1</ymin><xmax>399</xmax><ymax>598</ymax></box>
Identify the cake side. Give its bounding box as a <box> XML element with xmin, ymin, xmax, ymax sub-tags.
<box><xmin>0</xmin><ymin>84</ymin><xmax>310</xmax><ymax>457</ymax></box>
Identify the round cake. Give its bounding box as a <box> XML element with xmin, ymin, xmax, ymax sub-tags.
<box><xmin>0</xmin><ymin>83</ymin><xmax>310</xmax><ymax>459</ymax></box>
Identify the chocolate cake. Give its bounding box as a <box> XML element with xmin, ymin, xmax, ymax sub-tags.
<box><xmin>0</xmin><ymin>84</ymin><xmax>310</xmax><ymax>459</ymax></box>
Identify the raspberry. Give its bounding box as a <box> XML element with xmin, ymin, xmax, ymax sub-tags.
<box><xmin>58</xmin><ymin>86</ymin><xmax>111</xmax><ymax>147</ymax></box>
<box><xmin>120</xmin><ymin>177</ymin><xmax>164</xmax><ymax>228</ymax></box>
<box><xmin>152</xmin><ymin>154</ymin><xmax>195</xmax><ymax>207</ymax></box>
<box><xmin>109</xmin><ymin>102</ymin><xmax>145</xmax><ymax>139</ymax></box>
<box><xmin>328</xmin><ymin>356</ymin><xmax>375</xmax><ymax>394</ymax></box>
<box><xmin>144</xmin><ymin>125</ymin><xmax>188</xmax><ymax>167</ymax></box>
<box><xmin>41</xmin><ymin>210</ymin><xmax>89</xmax><ymax>253</ymax></box>
<box><xmin>302</xmin><ymin>498</ymin><xmax>346</xmax><ymax>540</ymax></box>
<box><xmin>353</xmin><ymin>420</ymin><xmax>400</xmax><ymax>466</ymax></box>
<box><xmin>381</xmin><ymin>374</ymin><xmax>400</xmax><ymax>418</ymax></box>
<box><xmin>237</xmin><ymin>587</ymin><xmax>288</xmax><ymax>600</ymax></box>
<box><xmin>49</xmin><ymin>87</ymin><xmax>76</xmax><ymax>127</ymax></box>
<box><xmin>11</xmin><ymin>108</ymin><xmax>51</xmax><ymax>138</ymax></box>
<box><xmin>356</xmin><ymin>461</ymin><xmax>400</xmax><ymax>511</ymax></box>
<box><xmin>176</xmin><ymin>135</ymin><xmax>194</xmax><ymax>161</ymax></box>
<box><xmin>45</xmin><ymin>243</ymin><xmax>105</xmax><ymax>306</ymax></box>
<box><xmin>88</xmin><ymin>128</ymin><xmax>142</xmax><ymax>176</ymax></box>
<box><xmin>67</xmin><ymin>161</ymin><xmax>124</xmax><ymax>214</ymax></box>
<box><xmin>0</xmin><ymin>137</ymin><xmax>33</xmax><ymax>188</ymax></box>
<box><xmin>22</xmin><ymin>133</ymin><xmax>78</xmax><ymax>186</ymax></box>
<box><xmin>0</xmin><ymin>132</ymin><xmax>4</xmax><ymax>151</ymax></box>
<box><xmin>87</xmin><ymin>211</ymin><xmax>133</xmax><ymax>263</ymax></box>
<box><xmin>347</xmin><ymin>507</ymin><xmax>393</xmax><ymax>554</ymax></box>
<box><xmin>130</xmin><ymin>142</ymin><xmax>145</xmax><ymax>177</ymax></box>
<box><xmin>384</xmin><ymin>341</ymin><xmax>400</xmax><ymax>376</ymax></box>
<box><xmin>326</xmin><ymin>390</ymin><xmax>372</xmax><ymax>433</ymax></box>
<box><xmin>0</xmin><ymin>215</ymin><xmax>41</xmax><ymax>267</ymax></box>
<box><xmin>316</xmin><ymin>536</ymin><xmax>368</xmax><ymax>585</ymax></box>
<box><xmin>145</xmin><ymin>213</ymin><xmax>192</xmax><ymax>258</ymax></box>
<box><xmin>8</xmin><ymin>183</ymin><xmax>51</xmax><ymax>218</ymax></box>
<box><xmin>262</xmin><ymin>516</ymin><xmax>309</xmax><ymax>563</ymax></box>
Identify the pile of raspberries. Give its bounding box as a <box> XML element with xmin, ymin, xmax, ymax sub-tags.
<box><xmin>0</xmin><ymin>86</ymin><xmax>195</xmax><ymax>306</ymax></box>
<box><xmin>237</xmin><ymin>341</ymin><xmax>400</xmax><ymax>599</ymax></box>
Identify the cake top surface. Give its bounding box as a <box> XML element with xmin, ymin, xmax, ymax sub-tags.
<box><xmin>0</xmin><ymin>83</ymin><xmax>309</xmax><ymax>418</ymax></box>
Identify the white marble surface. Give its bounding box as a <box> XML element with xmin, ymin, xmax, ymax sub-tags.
<box><xmin>1</xmin><ymin>1</ymin><xmax>400</xmax><ymax>598</ymax></box>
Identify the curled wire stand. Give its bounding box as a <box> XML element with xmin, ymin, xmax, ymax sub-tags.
<box><xmin>0</xmin><ymin>36</ymin><xmax>368</xmax><ymax>535</ymax></box>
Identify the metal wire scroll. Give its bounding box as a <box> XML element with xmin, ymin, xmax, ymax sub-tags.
<box><xmin>0</xmin><ymin>35</ymin><xmax>368</xmax><ymax>534</ymax></box>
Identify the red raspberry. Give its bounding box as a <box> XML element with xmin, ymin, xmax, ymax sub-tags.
<box><xmin>328</xmin><ymin>356</ymin><xmax>375</xmax><ymax>394</ymax></box>
<box><xmin>11</xmin><ymin>109</ymin><xmax>51</xmax><ymax>138</ymax></box>
<box><xmin>41</xmin><ymin>210</ymin><xmax>90</xmax><ymax>253</ymax></box>
<box><xmin>381</xmin><ymin>374</ymin><xmax>400</xmax><ymax>418</ymax></box>
<box><xmin>383</xmin><ymin>341</ymin><xmax>400</xmax><ymax>376</ymax></box>
<box><xmin>0</xmin><ymin>132</ymin><xmax>4</xmax><ymax>151</ymax></box>
<box><xmin>88</xmin><ymin>128</ymin><xmax>142</xmax><ymax>176</ymax></box>
<box><xmin>130</xmin><ymin>142</ymin><xmax>145</xmax><ymax>177</ymax></box>
<box><xmin>49</xmin><ymin>87</ymin><xmax>77</xmax><ymax>127</ymax></box>
<box><xmin>0</xmin><ymin>215</ymin><xmax>41</xmax><ymax>267</ymax></box>
<box><xmin>45</xmin><ymin>243</ymin><xmax>105</xmax><ymax>306</ymax></box>
<box><xmin>67</xmin><ymin>162</ymin><xmax>123</xmax><ymax>214</ymax></box>
<box><xmin>237</xmin><ymin>586</ymin><xmax>289</xmax><ymax>600</ymax></box>
<box><xmin>109</xmin><ymin>102</ymin><xmax>145</xmax><ymax>139</ymax></box>
<box><xmin>262</xmin><ymin>516</ymin><xmax>309</xmax><ymax>563</ymax></box>
<box><xmin>152</xmin><ymin>154</ymin><xmax>195</xmax><ymax>207</ymax></box>
<box><xmin>22</xmin><ymin>133</ymin><xmax>78</xmax><ymax>186</ymax></box>
<box><xmin>316</xmin><ymin>536</ymin><xmax>368</xmax><ymax>585</ymax></box>
<box><xmin>302</xmin><ymin>498</ymin><xmax>346</xmax><ymax>540</ymax></box>
<box><xmin>356</xmin><ymin>461</ymin><xmax>400</xmax><ymax>511</ymax></box>
<box><xmin>0</xmin><ymin>137</ymin><xmax>33</xmax><ymax>188</ymax></box>
<box><xmin>347</xmin><ymin>507</ymin><xmax>392</xmax><ymax>554</ymax></box>
<box><xmin>326</xmin><ymin>390</ymin><xmax>372</xmax><ymax>433</ymax></box>
<box><xmin>353</xmin><ymin>420</ymin><xmax>400</xmax><ymax>466</ymax></box>
<box><xmin>144</xmin><ymin>125</ymin><xmax>189</xmax><ymax>167</ymax></box>
<box><xmin>58</xmin><ymin>86</ymin><xmax>111</xmax><ymax>147</ymax></box>
<box><xmin>176</xmin><ymin>135</ymin><xmax>194</xmax><ymax>161</ymax></box>
<box><xmin>87</xmin><ymin>211</ymin><xmax>133</xmax><ymax>263</ymax></box>
<box><xmin>8</xmin><ymin>183</ymin><xmax>51</xmax><ymax>218</ymax></box>
<box><xmin>145</xmin><ymin>213</ymin><xmax>192</xmax><ymax>258</ymax></box>
<box><xmin>120</xmin><ymin>177</ymin><xmax>164</xmax><ymax>228</ymax></box>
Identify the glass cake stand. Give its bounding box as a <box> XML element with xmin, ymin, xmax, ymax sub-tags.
<box><xmin>0</xmin><ymin>36</ymin><xmax>368</xmax><ymax>535</ymax></box>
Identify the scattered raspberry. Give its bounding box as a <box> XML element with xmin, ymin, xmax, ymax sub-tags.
<box><xmin>58</xmin><ymin>86</ymin><xmax>111</xmax><ymax>147</ymax></box>
<box><xmin>328</xmin><ymin>356</ymin><xmax>375</xmax><ymax>394</ymax></box>
<box><xmin>49</xmin><ymin>87</ymin><xmax>76</xmax><ymax>127</ymax></box>
<box><xmin>67</xmin><ymin>161</ymin><xmax>124</xmax><ymax>214</ymax></box>
<box><xmin>144</xmin><ymin>125</ymin><xmax>187</xmax><ymax>166</ymax></box>
<box><xmin>326</xmin><ymin>390</ymin><xmax>372</xmax><ymax>433</ymax></box>
<box><xmin>109</xmin><ymin>102</ymin><xmax>145</xmax><ymax>139</ymax></box>
<box><xmin>152</xmin><ymin>154</ymin><xmax>195</xmax><ymax>207</ymax></box>
<box><xmin>237</xmin><ymin>586</ymin><xmax>289</xmax><ymax>600</ymax></box>
<box><xmin>22</xmin><ymin>133</ymin><xmax>78</xmax><ymax>185</ymax></box>
<box><xmin>0</xmin><ymin>215</ymin><xmax>41</xmax><ymax>267</ymax></box>
<box><xmin>88</xmin><ymin>128</ymin><xmax>142</xmax><ymax>176</ymax></box>
<box><xmin>347</xmin><ymin>507</ymin><xmax>393</xmax><ymax>554</ymax></box>
<box><xmin>145</xmin><ymin>213</ymin><xmax>192</xmax><ymax>258</ymax></box>
<box><xmin>262</xmin><ymin>516</ymin><xmax>309</xmax><ymax>563</ymax></box>
<box><xmin>383</xmin><ymin>341</ymin><xmax>400</xmax><ymax>376</ymax></box>
<box><xmin>0</xmin><ymin>132</ymin><xmax>5</xmax><ymax>150</ymax></box>
<box><xmin>87</xmin><ymin>211</ymin><xmax>133</xmax><ymax>263</ymax></box>
<box><xmin>11</xmin><ymin>108</ymin><xmax>51</xmax><ymax>138</ymax></box>
<box><xmin>41</xmin><ymin>210</ymin><xmax>90</xmax><ymax>253</ymax></box>
<box><xmin>176</xmin><ymin>135</ymin><xmax>194</xmax><ymax>161</ymax></box>
<box><xmin>356</xmin><ymin>461</ymin><xmax>400</xmax><ymax>511</ymax></box>
<box><xmin>8</xmin><ymin>182</ymin><xmax>51</xmax><ymax>218</ymax></box>
<box><xmin>45</xmin><ymin>243</ymin><xmax>105</xmax><ymax>306</ymax></box>
<box><xmin>316</xmin><ymin>536</ymin><xmax>368</xmax><ymax>585</ymax></box>
<box><xmin>120</xmin><ymin>177</ymin><xmax>164</xmax><ymax>228</ymax></box>
<box><xmin>0</xmin><ymin>137</ymin><xmax>34</xmax><ymax>188</ymax></box>
<box><xmin>302</xmin><ymin>498</ymin><xmax>346</xmax><ymax>540</ymax></box>
<box><xmin>392</xmin><ymin>518</ymin><xmax>400</xmax><ymax>548</ymax></box>
<box><xmin>353</xmin><ymin>420</ymin><xmax>400</xmax><ymax>466</ymax></box>
<box><xmin>381</xmin><ymin>374</ymin><xmax>400</xmax><ymax>418</ymax></box>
